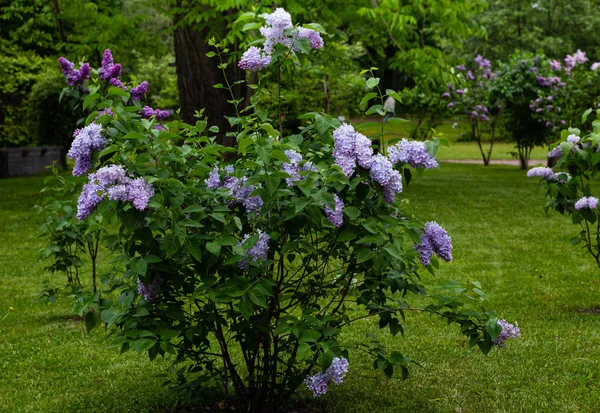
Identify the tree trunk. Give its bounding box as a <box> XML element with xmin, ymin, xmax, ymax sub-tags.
<box><xmin>173</xmin><ymin>14</ymin><xmax>238</xmax><ymax>147</ymax></box>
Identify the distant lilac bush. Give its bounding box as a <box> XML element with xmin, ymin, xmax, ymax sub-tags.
<box><xmin>49</xmin><ymin>8</ymin><xmax>512</xmax><ymax>412</ymax></box>
<box><xmin>446</xmin><ymin>55</ymin><xmax>502</xmax><ymax>166</ymax></box>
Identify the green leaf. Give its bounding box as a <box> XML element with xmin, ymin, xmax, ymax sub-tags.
<box><xmin>85</xmin><ymin>311</ymin><xmax>98</xmax><ymax>333</ymax></box>
<box><xmin>131</xmin><ymin>257</ymin><xmax>147</xmax><ymax>276</ymax></box>
<box><xmin>299</xmin><ymin>329</ymin><xmax>321</xmax><ymax>343</ymax></box>
<box><xmin>360</xmin><ymin>92</ymin><xmax>378</xmax><ymax>108</ymax></box>
<box><xmin>303</xmin><ymin>23</ymin><xmax>327</xmax><ymax>34</ymax></box>
<box><xmin>206</xmin><ymin>242</ymin><xmax>221</xmax><ymax>257</ymax></box>
<box><xmin>163</xmin><ymin>234</ymin><xmax>181</xmax><ymax>257</ymax></box>
<box><xmin>583</xmin><ymin>108</ymin><xmax>593</xmax><ymax>124</ymax></box>
<box><xmin>296</xmin><ymin>343</ymin><xmax>312</xmax><ymax>361</ymax></box>
<box><xmin>235</xmin><ymin>11</ymin><xmax>255</xmax><ymax>24</ymax></box>
<box><xmin>366</xmin><ymin>77</ymin><xmax>380</xmax><ymax>89</ymax></box>
<box><xmin>242</xmin><ymin>22</ymin><xmax>262</xmax><ymax>31</ymax></box>
<box><xmin>355</xmin><ymin>247</ymin><xmax>376</xmax><ymax>264</ymax></box>
<box><xmin>131</xmin><ymin>338</ymin><xmax>155</xmax><ymax>353</ymax></box>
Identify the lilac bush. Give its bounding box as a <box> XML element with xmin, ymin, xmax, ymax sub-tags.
<box><xmin>446</xmin><ymin>55</ymin><xmax>502</xmax><ymax>166</ymax></box>
<box><xmin>49</xmin><ymin>9</ymin><xmax>512</xmax><ymax>412</ymax></box>
<box><xmin>529</xmin><ymin>110</ymin><xmax>600</xmax><ymax>268</ymax></box>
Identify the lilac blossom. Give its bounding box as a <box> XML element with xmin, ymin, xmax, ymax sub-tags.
<box><xmin>99</xmin><ymin>49</ymin><xmax>122</xmax><ymax>81</ymax></box>
<box><xmin>140</xmin><ymin>106</ymin><xmax>169</xmax><ymax>119</ymax></box>
<box><xmin>95</xmin><ymin>108</ymin><xmax>114</xmax><ymax>121</ymax></box>
<box><xmin>455</xmin><ymin>64</ymin><xmax>466</xmax><ymax>71</ymax></box>
<box><xmin>281</xmin><ymin>149</ymin><xmax>303</xmax><ymax>186</ymax></box>
<box><xmin>354</xmin><ymin>132</ymin><xmax>374</xmax><ymax>168</ymax></box>
<box><xmin>370</xmin><ymin>154</ymin><xmax>403</xmax><ymax>203</ymax></box>
<box><xmin>388</xmin><ymin>139</ymin><xmax>439</xmax><ymax>169</ymax></box>
<box><xmin>297</xmin><ymin>28</ymin><xmax>324</xmax><ymax>49</ymax></box>
<box><xmin>592</xmin><ymin>62</ymin><xmax>600</xmax><ymax>71</ymax></box>
<box><xmin>550</xmin><ymin>59</ymin><xmax>561</xmax><ymax>71</ymax></box>
<box><xmin>137</xmin><ymin>277</ymin><xmax>161</xmax><ymax>302</ymax></box>
<box><xmin>109</xmin><ymin>77</ymin><xmax>126</xmax><ymax>90</ymax></box>
<box><xmin>205</xmin><ymin>167</ymin><xmax>222</xmax><ymax>189</ymax></box>
<box><xmin>466</xmin><ymin>70</ymin><xmax>475</xmax><ymax>80</ymax></box>
<box><xmin>474</xmin><ymin>55</ymin><xmax>491</xmax><ymax>69</ymax></box>
<box><xmin>332</xmin><ymin>123</ymin><xmax>358</xmax><ymax>176</ymax></box>
<box><xmin>130</xmin><ymin>81</ymin><xmax>148</xmax><ymax>101</ymax></box>
<box><xmin>323</xmin><ymin>193</ymin><xmax>344</xmax><ymax>227</ymax></box>
<box><xmin>217</xmin><ymin>170</ymin><xmax>263</xmax><ymax>213</ymax></box>
<box><xmin>567</xmin><ymin>134</ymin><xmax>580</xmax><ymax>144</ymax></box>
<box><xmin>77</xmin><ymin>182</ymin><xmax>104</xmax><ymax>220</ymax></box>
<box><xmin>67</xmin><ymin>123</ymin><xmax>107</xmax><ymax>176</ymax></box>
<box><xmin>305</xmin><ymin>357</ymin><xmax>349</xmax><ymax>398</ymax></box>
<box><xmin>127</xmin><ymin>178</ymin><xmax>155</xmax><ymax>210</ymax></box>
<box><xmin>526</xmin><ymin>166</ymin><xmax>556</xmax><ymax>181</ymax></box>
<box><xmin>493</xmin><ymin>319</ymin><xmax>520</xmax><ymax>347</ymax></box>
<box><xmin>441</xmin><ymin>92</ymin><xmax>450</xmax><ymax>99</ymax></box>
<box><xmin>58</xmin><ymin>57</ymin><xmax>91</xmax><ymax>86</ymax></box>
<box><xmin>260</xmin><ymin>8</ymin><xmax>294</xmax><ymax>53</ymax></box>
<box><xmin>238</xmin><ymin>230</ymin><xmax>270</xmax><ymax>269</ymax></box>
<box><xmin>415</xmin><ymin>221</ymin><xmax>453</xmax><ymax>266</ymax></box>
<box><xmin>305</xmin><ymin>372</ymin><xmax>328</xmax><ymax>398</ymax></box>
<box><xmin>537</xmin><ymin>76</ymin><xmax>550</xmax><ymax>87</ymax></box>
<box><xmin>447</xmin><ymin>102</ymin><xmax>455</xmax><ymax>108</ymax></box>
<box><xmin>574</xmin><ymin>49</ymin><xmax>588</xmax><ymax>64</ymax></box>
<box><xmin>238</xmin><ymin>46</ymin><xmax>272</xmax><ymax>71</ymax></box>
<box><xmin>548</xmin><ymin>146</ymin><xmax>563</xmax><ymax>159</ymax></box>
<box><xmin>455</xmin><ymin>89</ymin><xmax>465</xmax><ymax>95</ymax></box>
<box><xmin>574</xmin><ymin>196</ymin><xmax>599</xmax><ymax>210</ymax></box>
<box><xmin>76</xmin><ymin>165</ymin><xmax>154</xmax><ymax>219</ymax></box>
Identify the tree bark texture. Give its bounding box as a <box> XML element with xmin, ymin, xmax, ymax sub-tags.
<box><xmin>173</xmin><ymin>15</ymin><xmax>238</xmax><ymax>147</ymax></box>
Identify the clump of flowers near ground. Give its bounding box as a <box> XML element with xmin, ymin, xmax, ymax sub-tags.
<box><xmin>529</xmin><ymin>109</ymin><xmax>600</xmax><ymax>269</ymax></box>
<box><xmin>50</xmin><ymin>8</ymin><xmax>516</xmax><ymax>412</ymax></box>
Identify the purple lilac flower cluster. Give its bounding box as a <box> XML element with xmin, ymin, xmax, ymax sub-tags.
<box><xmin>239</xmin><ymin>47</ymin><xmax>272</xmax><ymax>71</ymax></box>
<box><xmin>238</xmin><ymin>230</ymin><xmax>270</xmax><ymax>269</ymax></box>
<box><xmin>565</xmin><ymin>49</ymin><xmax>588</xmax><ymax>71</ymax></box>
<box><xmin>323</xmin><ymin>193</ymin><xmax>344</xmax><ymax>227</ymax></box>
<box><xmin>529</xmin><ymin>95</ymin><xmax>563</xmax><ymax>129</ymax></box>
<box><xmin>98</xmin><ymin>49</ymin><xmax>127</xmax><ymax>89</ymax></box>
<box><xmin>592</xmin><ymin>62</ymin><xmax>600</xmax><ymax>71</ymax></box>
<box><xmin>58</xmin><ymin>57</ymin><xmax>91</xmax><ymax>86</ymax></box>
<box><xmin>332</xmin><ymin>123</ymin><xmax>373</xmax><ymax>176</ymax></box>
<box><xmin>304</xmin><ymin>357</ymin><xmax>349</xmax><ymax>398</ymax></box>
<box><xmin>130</xmin><ymin>81</ymin><xmax>148</xmax><ymax>101</ymax></box>
<box><xmin>204</xmin><ymin>166</ymin><xmax>263</xmax><ymax>213</ymax></box>
<box><xmin>548</xmin><ymin>145</ymin><xmax>563</xmax><ymax>159</ymax></box>
<box><xmin>238</xmin><ymin>8</ymin><xmax>323</xmax><ymax>71</ymax></box>
<box><xmin>415</xmin><ymin>221</ymin><xmax>453</xmax><ymax>266</ymax></box>
<box><xmin>332</xmin><ymin>123</ymin><xmax>425</xmax><ymax>203</ymax></box>
<box><xmin>446</xmin><ymin>55</ymin><xmax>496</xmax><ymax>117</ymax></box>
<box><xmin>77</xmin><ymin>165</ymin><xmax>154</xmax><ymax>220</ymax></box>
<box><xmin>566</xmin><ymin>134</ymin><xmax>580</xmax><ymax>145</ymax></box>
<box><xmin>526</xmin><ymin>166</ymin><xmax>571</xmax><ymax>183</ymax></box>
<box><xmin>388</xmin><ymin>139</ymin><xmax>439</xmax><ymax>169</ymax></box>
<box><xmin>281</xmin><ymin>149</ymin><xmax>304</xmax><ymax>186</ymax></box>
<box><xmin>94</xmin><ymin>108</ymin><xmax>114</xmax><ymax>121</ymax></box>
<box><xmin>67</xmin><ymin>123</ymin><xmax>107</xmax><ymax>176</ymax></box>
<box><xmin>493</xmin><ymin>319</ymin><xmax>520</xmax><ymax>347</ymax></box>
<box><xmin>137</xmin><ymin>277</ymin><xmax>161</xmax><ymax>302</ymax></box>
<box><xmin>574</xmin><ymin>196</ymin><xmax>599</xmax><ymax>210</ymax></box>
<box><xmin>140</xmin><ymin>106</ymin><xmax>170</xmax><ymax>119</ymax></box>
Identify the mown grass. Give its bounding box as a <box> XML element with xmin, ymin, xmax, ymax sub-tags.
<box><xmin>357</xmin><ymin>118</ymin><xmax>549</xmax><ymax>161</ymax></box>
<box><xmin>3</xmin><ymin>164</ymin><xmax>600</xmax><ymax>412</ymax></box>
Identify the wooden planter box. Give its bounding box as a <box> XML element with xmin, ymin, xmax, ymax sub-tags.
<box><xmin>0</xmin><ymin>146</ymin><xmax>66</xmax><ymax>178</ymax></box>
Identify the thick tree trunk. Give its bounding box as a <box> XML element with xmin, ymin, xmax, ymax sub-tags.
<box><xmin>173</xmin><ymin>15</ymin><xmax>237</xmax><ymax>147</ymax></box>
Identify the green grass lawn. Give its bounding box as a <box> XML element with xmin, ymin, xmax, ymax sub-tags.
<box><xmin>357</xmin><ymin>118</ymin><xmax>549</xmax><ymax>161</ymax></box>
<box><xmin>2</xmin><ymin>164</ymin><xmax>600</xmax><ymax>412</ymax></box>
